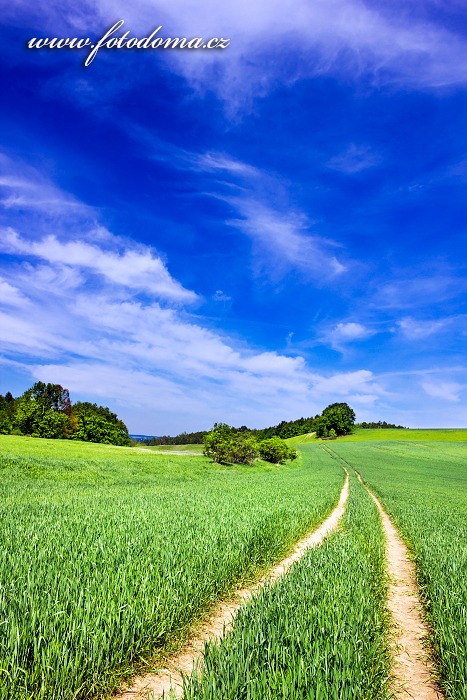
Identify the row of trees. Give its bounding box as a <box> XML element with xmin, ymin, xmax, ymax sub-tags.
<box><xmin>203</xmin><ymin>423</ymin><xmax>298</xmax><ymax>465</ymax></box>
<box><xmin>355</xmin><ymin>421</ymin><xmax>407</xmax><ymax>429</ymax></box>
<box><xmin>0</xmin><ymin>382</ymin><xmax>131</xmax><ymax>446</ymax></box>
<box><xmin>143</xmin><ymin>430</ymin><xmax>208</xmax><ymax>445</ymax></box>
<box><xmin>142</xmin><ymin>405</ymin><xmax>357</xmax><ymax>446</ymax></box>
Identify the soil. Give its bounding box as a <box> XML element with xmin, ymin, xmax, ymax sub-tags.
<box><xmin>114</xmin><ymin>472</ymin><xmax>349</xmax><ymax>699</ymax></box>
<box><xmin>356</xmin><ymin>471</ymin><xmax>443</xmax><ymax>700</ymax></box>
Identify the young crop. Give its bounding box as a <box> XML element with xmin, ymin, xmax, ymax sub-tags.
<box><xmin>183</xmin><ymin>463</ymin><xmax>391</xmax><ymax>700</ymax></box>
<box><xmin>331</xmin><ymin>439</ymin><xmax>467</xmax><ymax>700</ymax></box>
<box><xmin>0</xmin><ymin>435</ymin><xmax>343</xmax><ymax>700</ymax></box>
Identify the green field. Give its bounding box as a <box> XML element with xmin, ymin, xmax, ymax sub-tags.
<box><xmin>337</xmin><ymin>428</ymin><xmax>467</xmax><ymax>442</ymax></box>
<box><xmin>183</xmin><ymin>463</ymin><xmax>390</xmax><ymax>700</ymax></box>
<box><xmin>330</xmin><ymin>437</ymin><xmax>467</xmax><ymax>700</ymax></box>
<box><xmin>1</xmin><ymin>430</ymin><xmax>466</xmax><ymax>700</ymax></box>
<box><xmin>0</xmin><ymin>435</ymin><xmax>343</xmax><ymax>700</ymax></box>
<box><xmin>139</xmin><ymin>443</ymin><xmax>204</xmax><ymax>454</ymax></box>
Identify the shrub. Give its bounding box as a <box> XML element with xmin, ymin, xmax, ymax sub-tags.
<box><xmin>259</xmin><ymin>437</ymin><xmax>298</xmax><ymax>464</ymax></box>
<box><xmin>203</xmin><ymin>424</ymin><xmax>259</xmax><ymax>465</ymax></box>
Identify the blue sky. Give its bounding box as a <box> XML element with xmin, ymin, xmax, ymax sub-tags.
<box><xmin>1</xmin><ymin>1</ymin><xmax>467</xmax><ymax>433</ymax></box>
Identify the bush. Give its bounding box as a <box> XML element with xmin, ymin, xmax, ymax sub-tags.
<box><xmin>231</xmin><ymin>433</ymin><xmax>259</xmax><ymax>464</ymax></box>
<box><xmin>258</xmin><ymin>437</ymin><xmax>298</xmax><ymax>464</ymax></box>
<box><xmin>203</xmin><ymin>424</ymin><xmax>259</xmax><ymax>465</ymax></box>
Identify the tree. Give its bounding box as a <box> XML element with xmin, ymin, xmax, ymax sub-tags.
<box><xmin>203</xmin><ymin>424</ymin><xmax>259</xmax><ymax>465</ymax></box>
<box><xmin>72</xmin><ymin>402</ymin><xmax>131</xmax><ymax>446</ymax></box>
<box><xmin>316</xmin><ymin>402</ymin><xmax>355</xmax><ymax>438</ymax></box>
<box><xmin>203</xmin><ymin>423</ymin><xmax>236</xmax><ymax>463</ymax></box>
<box><xmin>13</xmin><ymin>382</ymin><xmax>73</xmax><ymax>438</ymax></box>
<box><xmin>258</xmin><ymin>437</ymin><xmax>298</xmax><ymax>464</ymax></box>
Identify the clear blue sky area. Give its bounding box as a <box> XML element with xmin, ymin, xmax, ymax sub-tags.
<box><xmin>1</xmin><ymin>2</ymin><xmax>467</xmax><ymax>433</ymax></box>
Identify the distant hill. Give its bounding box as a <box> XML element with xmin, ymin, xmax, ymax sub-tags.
<box><xmin>130</xmin><ymin>434</ymin><xmax>157</xmax><ymax>442</ymax></box>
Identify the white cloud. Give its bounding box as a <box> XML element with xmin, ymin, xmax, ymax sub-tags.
<box><xmin>1</xmin><ymin>229</ymin><xmax>198</xmax><ymax>304</ymax></box>
<box><xmin>212</xmin><ymin>289</ymin><xmax>232</xmax><ymax>303</ymax></box>
<box><xmin>0</xmin><ymin>278</ymin><xmax>29</xmax><ymax>307</ymax></box>
<box><xmin>327</xmin><ymin>144</ymin><xmax>381</xmax><ymax>174</ymax></box>
<box><xmin>374</xmin><ymin>274</ymin><xmax>466</xmax><ymax>309</ymax></box>
<box><xmin>8</xmin><ymin>0</ymin><xmax>467</xmax><ymax>110</ymax></box>
<box><xmin>0</xmin><ymin>153</ymin><xmax>92</xmax><ymax>215</ymax></box>
<box><xmin>397</xmin><ymin>316</ymin><xmax>450</xmax><ymax>340</ymax></box>
<box><xmin>421</xmin><ymin>380</ymin><xmax>464</xmax><ymax>403</ymax></box>
<box><xmin>0</xmin><ymin>233</ymin><xmax>388</xmax><ymax>432</ymax></box>
<box><xmin>325</xmin><ymin>321</ymin><xmax>374</xmax><ymax>350</ymax></box>
<box><xmin>227</xmin><ymin>200</ymin><xmax>346</xmax><ymax>282</ymax></box>
<box><xmin>312</xmin><ymin>369</ymin><xmax>383</xmax><ymax>397</ymax></box>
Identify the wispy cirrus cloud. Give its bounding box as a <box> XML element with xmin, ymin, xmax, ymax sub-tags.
<box><xmin>0</xmin><ymin>158</ymin><xmax>388</xmax><ymax>432</ymax></box>
<box><xmin>1</xmin><ymin>229</ymin><xmax>198</xmax><ymax>304</ymax></box>
<box><xmin>133</xmin><ymin>130</ymin><xmax>350</xmax><ymax>285</ymax></box>
<box><xmin>225</xmin><ymin>199</ymin><xmax>347</xmax><ymax>283</ymax></box>
<box><xmin>421</xmin><ymin>380</ymin><xmax>464</xmax><ymax>403</ymax></box>
<box><xmin>194</xmin><ymin>149</ymin><xmax>349</xmax><ymax>283</ymax></box>
<box><xmin>0</xmin><ymin>152</ymin><xmax>92</xmax><ymax>215</ymax></box>
<box><xmin>327</xmin><ymin>144</ymin><xmax>381</xmax><ymax>174</ymax></box>
<box><xmin>396</xmin><ymin>316</ymin><xmax>453</xmax><ymax>340</ymax></box>
<box><xmin>7</xmin><ymin>0</ymin><xmax>467</xmax><ymax>112</ymax></box>
<box><xmin>373</xmin><ymin>273</ymin><xmax>467</xmax><ymax>310</ymax></box>
<box><xmin>323</xmin><ymin>321</ymin><xmax>375</xmax><ymax>351</ymax></box>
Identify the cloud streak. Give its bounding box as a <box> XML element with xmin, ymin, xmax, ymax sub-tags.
<box><xmin>1</xmin><ymin>229</ymin><xmax>198</xmax><ymax>304</ymax></box>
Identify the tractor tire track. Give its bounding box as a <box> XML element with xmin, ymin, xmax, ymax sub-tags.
<box><xmin>115</xmin><ymin>471</ymin><xmax>349</xmax><ymax>700</ymax></box>
<box><xmin>355</xmin><ymin>470</ymin><xmax>443</xmax><ymax>700</ymax></box>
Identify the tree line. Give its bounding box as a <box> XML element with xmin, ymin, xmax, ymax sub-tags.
<box><xmin>355</xmin><ymin>421</ymin><xmax>407</xmax><ymax>429</ymax></box>
<box><xmin>202</xmin><ymin>403</ymin><xmax>359</xmax><ymax>465</ymax></box>
<box><xmin>142</xmin><ymin>402</ymin><xmax>360</xmax><ymax>446</ymax></box>
<box><xmin>0</xmin><ymin>382</ymin><xmax>131</xmax><ymax>446</ymax></box>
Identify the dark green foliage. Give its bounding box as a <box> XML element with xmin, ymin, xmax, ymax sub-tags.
<box><xmin>254</xmin><ymin>415</ymin><xmax>318</xmax><ymax>440</ymax></box>
<box><xmin>203</xmin><ymin>424</ymin><xmax>259</xmax><ymax>464</ymax></box>
<box><xmin>203</xmin><ymin>426</ymin><xmax>297</xmax><ymax>465</ymax></box>
<box><xmin>316</xmin><ymin>402</ymin><xmax>356</xmax><ymax>438</ymax></box>
<box><xmin>0</xmin><ymin>383</ymin><xmax>130</xmax><ymax>446</ymax></box>
<box><xmin>72</xmin><ymin>402</ymin><xmax>131</xmax><ymax>446</ymax></box>
<box><xmin>144</xmin><ymin>416</ymin><xmax>318</xmax><ymax>446</ymax></box>
<box><xmin>144</xmin><ymin>430</ymin><xmax>208</xmax><ymax>445</ymax></box>
<box><xmin>230</xmin><ymin>432</ymin><xmax>260</xmax><ymax>464</ymax></box>
<box><xmin>258</xmin><ymin>437</ymin><xmax>298</xmax><ymax>464</ymax></box>
<box><xmin>356</xmin><ymin>421</ymin><xmax>407</xmax><ymax>429</ymax></box>
<box><xmin>13</xmin><ymin>382</ymin><xmax>72</xmax><ymax>438</ymax></box>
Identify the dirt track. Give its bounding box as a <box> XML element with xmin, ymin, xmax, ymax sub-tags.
<box><xmin>356</xmin><ymin>471</ymin><xmax>443</xmax><ymax>700</ymax></box>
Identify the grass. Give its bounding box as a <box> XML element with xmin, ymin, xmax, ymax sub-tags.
<box><xmin>0</xmin><ymin>435</ymin><xmax>343</xmax><ymax>700</ymax></box>
<box><xmin>338</xmin><ymin>428</ymin><xmax>467</xmax><ymax>442</ymax></box>
<box><xmin>330</xmin><ymin>439</ymin><xmax>467</xmax><ymax>700</ymax></box>
<box><xmin>285</xmin><ymin>432</ymin><xmax>317</xmax><ymax>447</ymax></box>
<box><xmin>183</xmin><ymin>450</ymin><xmax>390</xmax><ymax>700</ymax></box>
<box><xmin>139</xmin><ymin>443</ymin><xmax>204</xmax><ymax>454</ymax></box>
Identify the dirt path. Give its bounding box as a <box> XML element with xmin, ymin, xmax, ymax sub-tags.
<box><xmin>115</xmin><ymin>472</ymin><xmax>349</xmax><ymax>700</ymax></box>
<box><xmin>355</xmin><ymin>471</ymin><xmax>443</xmax><ymax>700</ymax></box>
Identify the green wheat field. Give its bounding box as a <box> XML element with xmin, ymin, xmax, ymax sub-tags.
<box><xmin>0</xmin><ymin>430</ymin><xmax>466</xmax><ymax>699</ymax></box>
